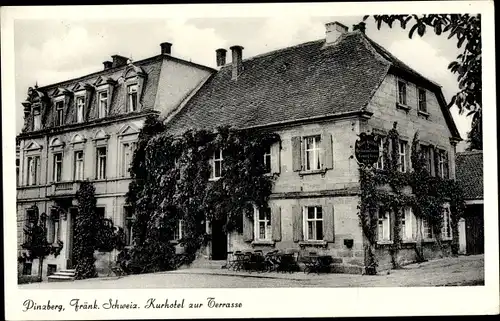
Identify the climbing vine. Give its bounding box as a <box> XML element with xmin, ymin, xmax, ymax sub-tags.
<box><xmin>125</xmin><ymin>115</ymin><xmax>279</xmax><ymax>273</ymax></box>
<box><xmin>358</xmin><ymin>123</ymin><xmax>465</xmax><ymax>275</ymax></box>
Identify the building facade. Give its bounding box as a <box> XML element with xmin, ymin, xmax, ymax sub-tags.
<box><xmin>166</xmin><ymin>22</ymin><xmax>462</xmax><ymax>272</ymax></box>
<box><xmin>16</xmin><ymin>43</ymin><xmax>214</xmax><ymax>279</ymax></box>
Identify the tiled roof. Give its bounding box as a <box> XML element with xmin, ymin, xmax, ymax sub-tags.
<box><xmin>36</xmin><ymin>56</ymin><xmax>164</xmax><ymax>128</ymax></box>
<box><xmin>456</xmin><ymin>151</ymin><xmax>483</xmax><ymax>200</ymax></box>
<box><xmin>166</xmin><ymin>31</ymin><xmax>460</xmax><ymax>139</ymax></box>
<box><xmin>166</xmin><ymin>32</ymin><xmax>390</xmax><ymax>134</ymax></box>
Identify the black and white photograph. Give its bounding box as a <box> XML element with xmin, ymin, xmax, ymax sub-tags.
<box><xmin>2</xmin><ymin>2</ymin><xmax>498</xmax><ymax>319</ymax></box>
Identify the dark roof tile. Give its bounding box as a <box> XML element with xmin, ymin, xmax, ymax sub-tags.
<box><xmin>456</xmin><ymin>151</ymin><xmax>483</xmax><ymax>200</ymax></box>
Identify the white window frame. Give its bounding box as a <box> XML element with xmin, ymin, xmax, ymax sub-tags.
<box><xmin>418</xmin><ymin>88</ymin><xmax>427</xmax><ymax>112</ymax></box>
<box><xmin>303</xmin><ymin>206</ymin><xmax>323</xmax><ymax>241</ymax></box>
<box><xmin>47</xmin><ymin>212</ymin><xmax>60</xmax><ymax>245</ymax></box>
<box><xmin>254</xmin><ymin>206</ymin><xmax>271</xmax><ymax>241</ymax></box>
<box><xmin>398</xmin><ymin>140</ymin><xmax>407</xmax><ymax>173</ymax></box>
<box><xmin>173</xmin><ymin>220</ymin><xmax>185</xmax><ymax>241</ymax></box>
<box><xmin>96</xmin><ymin>146</ymin><xmax>107</xmax><ymax>180</ymax></box>
<box><xmin>52</xmin><ymin>152</ymin><xmax>63</xmax><ymax>182</ymax></box>
<box><xmin>441</xmin><ymin>207</ymin><xmax>452</xmax><ymax>240</ymax></box>
<box><xmin>209</xmin><ymin>149</ymin><xmax>223</xmax><ymax>181</ymax></box>
<box><xmin>375</xmin><ymin>137</ymin><xmax>385</xmax><ymax>170</ymax></box>
<box><xmin>124</xmin><ymin>206</ymin><xmax>134</xmax><ymax>246</ymax></box>
<box><xmin>263</xmin><ymin>145</ymin><xmax>272</xmax><ymax>174</ymax></box>
<box><xmin>437</xmin><ymin>150</ymin><xmax>445</xmax><ymax>178</ymax></box>
<box><xmin>397</xmin><ymin>79</ymin><xmax>407</xmax><ymax>105</ymax></box>
<box><xmin>76</xmin><ymin>96</ymin><xmax>85</xmax><ymax>122</ymax></box>
<box><xmin>33</xmin><ymin>105</ymin><xmax>41</xmax><ymax>130</ymax></box>
<box><xmin>401</xmin><ymin>207</ymin><xmax>416</xmax><ymax>241</ymax></box>
<box><xmin>377</xmin><ymin>209</ymin><xmax>391</xmax><ymax>242</ymax></box>
<box><xmin>121</xmin><ymin>142</ymin><xmax>133</xmax><ymax>177</ymax></box>
<box><xmin>127</xmin><ymin>84</ymin><xmax>138</xmax><ymax>112</ymax></box>
<box><xmin>55</xmin><ymin>100</ymin><xmax>64</xmax><ymax>126</ymax></box>
<box><xmin>98</xmin><ymin>91</ymin><xmax>108</xmax><ymax>118</ymax></box>
<box><xmin>26</xmin><ymin>155</ymin><xmax>40</xmax><ymax>186</ymax></box>
<box><xmin>304</xmin><ymin>135</ymin><xmax>322</xmax><ymax>171</ymax></box>
<box><xmin>422</xmin><ymin>217</ymin><xmax>434</xmax><ymax>240</ymax></box>
<box><xmin>74</xmin><ymin>150</ymin><xmax>84</xmax><ymax>181</ymax></box>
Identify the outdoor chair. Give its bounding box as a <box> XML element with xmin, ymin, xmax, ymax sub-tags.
<box><xmin>223</xmin><ymin>251</ymin><xmax>234</xmax><ymax>269</ymax></box>
<box><xmin>231</xmin><ymin>251</ymin><xmax>246</xmax><ymax>271</ymax></box>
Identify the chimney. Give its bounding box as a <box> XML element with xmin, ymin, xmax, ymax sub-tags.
<box><xmin>111</xmin><ymin>55</ymin><xmax>129</xmax><ymax>68</ymax></box>
<box><xmin>103</xmin><ymin>61</ymin><xmax>113</xmax><ymax>70</ymax></box>
<box><xmin>160</xmin><ymin>42</ymin><xmax>172</xmax><ymax>55</ymax></box>
<box><xmin>216</xmin><ymin>48</ymin><xmax>227</xmax><ymax>67</ymax></box>
<box><xmin>230</xmin><ymin>45</ymin><xmax>244</xmax><ymax>80</ymax></box>
<box><xmin>325</xmin><ymin>21</ymin><xmax>348</xmax><ymax>45</ymax></box>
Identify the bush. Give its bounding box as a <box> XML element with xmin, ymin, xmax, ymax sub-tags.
<box><xmin>18</xmin><ymin>275</ymin><xmax>41</xmax><ymax>284</ymax></box>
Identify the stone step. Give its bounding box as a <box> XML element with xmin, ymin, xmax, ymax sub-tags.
<box><xmin>52</xmin><ymin>271</ymin><xmax>75</xmax><ymax>277</ymax></box>
<box><xmin>59</xmin><ymin>269</ymin><xmax>76</xmax><ymax>273</ymax></box>
<box><xmin>48</xmin><ymin>275</ymin><xmax>75</xmax><ymax>282</ymax></box>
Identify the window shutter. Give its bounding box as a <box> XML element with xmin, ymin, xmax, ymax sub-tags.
<box><xmin>271</xmin><ymin>205</ymin><xmax>281</xmax><ymax>241</ymax></box>
<box><xmin>434</xmin><ymin>148</ymin><xmax>440</xmax><ymax>178</ymax></box>
<box><xmin>322</xmin><ymin>131</ymin><xmax>333</xmax><ymax>170</ymax></box>
<box><xmin>323</xmin><ymin>205</ymin><xmax>335</xmax><ymax>242</ymax></box>
<box><xmin>291</xmin><ymin>136</ymin><xmax>302</xmax><ymax>172</ymax></box>
<box><xmin>292</xmin><ymin>205</ymin><xmax>303</xmax><ymax>242</ymax></box>
<box><xmin>405</xmin><ymin>143</ymin><xmax>410</xmax><ymax>171</ymax></box>
<box><xmin>444</xmin><ymin>150</ymin><xmax>449</xmax><ymax>179</ymax></box>
<box><xmin>271</xmin><ymin>141</ymin><xmax>281</xmax><ymax>174</ymax></box>
<box><xmin>242</xmin><ymin>210</ymin><xmax>254</xmax><ymax>242</ymax></box>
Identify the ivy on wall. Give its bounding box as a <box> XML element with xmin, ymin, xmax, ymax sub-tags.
<box><xmin>125</xmin><ymin>115</ymin><xmax>279</xmax><ymax>273</ymax></box>
<box><xmin>358</xmin><ymin>123</ymin><xmax>465</xmax><ymax>275</ymax></box>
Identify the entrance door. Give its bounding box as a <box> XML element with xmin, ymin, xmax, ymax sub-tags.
<box><xmin>465</xmin><ymin>205</ymin><xmax>484</xmax><ymax>255</ymax></box>
<box><xmin>67</xmin><ymin>208</ymin><xmax>78</xmax><ymax>269</ymax></box>
<box><xmin>211</xmin><ymin>220</ymin><xmax>228</xmax><ymax>260</ymax></box>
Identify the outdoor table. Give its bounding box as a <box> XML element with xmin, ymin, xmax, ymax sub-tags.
<box><xmin>276</xmin><ymin>253</ymin><xmax>299</xmax><ymax>273</ymax></box>
<box><xmin>303</xmin><ymin>255</ymin><xmax>333</xmax><ymax>274</ymax></box>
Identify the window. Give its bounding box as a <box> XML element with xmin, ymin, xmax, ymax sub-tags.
<box><xmin>47</xmin><ymin>264</ymin><xmax>57</xmax><ymax>276</ymax></box>
<box><xmin>53</xmin><ymin>153</ymin><xmax>63</xmax><ymax>182</ymax></box>
<box><xmin>26</xmin><ymin>156</ymin><xmax>40</xmax><ymax>186</ymax></box>
<box><xmin>98</xmin><ymin>92</ymin><xmax>108</xmax><ymax>118</ymax></box>
<box><xmin>255</xmin><ymin>207</ymin><xmax>271</xmax><ymax>240</ymax></box>
<box><xmin>441</xmin><ymin>207</ymin><xmax>452</xmax><ymax>239</ymax></box>
<box><xmin>421</xmin><ymin>145</ymin><xmax>432</xmax><ymax>172</ymax></box>
<box><xmin>121</xmin><ymin>143</ymin><xmax>134</xmax><ymax>177</ymax></box>
<box><xmin>418</xmin><ymin>88</ymin><xmax>427</xmax><ymax>112</ymax></box>
<box><xmin>55</xmin><ymin>101</ymin><xmax>64</xmax><ymax>126</ymax></box>
<box><xmin>76</xmin><ymin>96</ymin><xmax>85</xmax><ymax>122</ymax></box>
<box><xmin>96</xmin><ymin>147</ymin><xmax>107</xmax><ymax>180</ymax></box>
<box><xmin>127</xmin><ymin>84</ymin><xmax>138</xmax><ymax>112</ymax></box>
<box><xmin>209</xmin><ymin>149</ymin><xmax>223</xmax><ymax>180</ymax></box>
<box><xmin>304</xmin><ymin>135</ymin><xmax>322</xmax><ymax>171</ymax></box>
<box><xmin>33</xmin><ymin>105</ymin><xmax>41</xmax><ymax>130</ymax></box>
<box><xmin>25</xmin><ymin>209</ymin><xmax>37</xmax><ymax>244</ymax></box>
<box><xmin>437</xmin><ymin>150</ymin><xmax>446</xmax><ymax>178</ymax></box>
<box><xmin>263</xmin><ymin>145</ymin><xmax>272</xmax><ymax>174</ymax></box>
<box><xmin>74</xmin><ymin>151</ymin><xmax>84</xmax><ymax>180</ymax></box>
<box><xmin>304</xmin><ymin>206</ymin><xmax>323</xmax><ymax>241</ymax></box>
<box><xmin>16</xmin><ymin>158</ymin><xmax>20</xmax><ymax>186</ymax></box>
<box><xmin>422</xmin><ymin>218</ymin><xmax>433</xmax><ymax>239</ymax></box>
<box><xmin>47</xmin><ymin>211</ymin><xmax>60</xmax><ymax>244</ymax></box>
<box><xmin>401</xmin><ymin>207</ymin><xmax>417</xmax><ymax>241</ymax></box>
<box><xmin>375</xmin><ymin>137</ymin><xmax>385</xmax><ymax>170</ymax></box>
<box><xmin>124</xmin><ymin>206</ymin><xmax>134</xmax><ymax>246</ymax></box>
<box><xmin>173</xmin><ymin>220</ymin><xmax>186</xmax><ymax>241</ymax></box>
<box><xmin>22</xmin><ymin>263</ymin><xmax>32</xmax><ymax>276</ymax></box>
<box><xmin>397</xmin><ymin>80</ymin><xmax>407</xmax><ymax>105</ymax></box>
<box><xmin>377</xmin><ymin>209</ymin><xmax>391</xmax><ymax>242</ymax></box>
<box><xmin>398</xmin><ymin>140</ymin><xmax>407</xmax><ymax>173</ymax></box>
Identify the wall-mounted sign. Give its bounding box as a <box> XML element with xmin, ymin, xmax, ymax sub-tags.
<box><xmin>355</xmin><ymin>132</ymin><xmax>380</xmax><ymax>166</ymax></box>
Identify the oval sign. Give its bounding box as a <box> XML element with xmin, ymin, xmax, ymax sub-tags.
<box><xmin>355</xmin><ymin>132</ymin><xmax>380</xmax><ymax>166</ymax></box>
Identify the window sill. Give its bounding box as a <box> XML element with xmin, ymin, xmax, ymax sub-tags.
<box><xmin>299</xmin><ymin>168</ymin><xmax>327</xmax><ymax>177</ymax></box>
<box><xmin>298</xmin><ymin>240</ymin><xmax>328</xmax><ymax>248</ymax></box>
<box><xmin>251</xmin><ymin>240</ymin><xmax>275</xmax><ymax>247</ymax></box>
<box><xmin>208</xmin><ymin>177</ymin><xmax>221</xmax><ymax>182</ymax></box>
<box><xmin>377</xmin><ymin>240</ymin><xmax>393</xmax><ymax>245</ymax></box>
<box><xmin>169</xmin><ymin>240</ymin><xmax>183</xmax><ymax>245</ymax></box>
<box><xmin>422</xmin><ymin>238</ymin><xmax>435</xmax><ymax>243</ymax></box>
<box><xmin>417</xmin><ymin>110</ymin><xmax>430</xmax><ymax>119</ymax></box>
<box><xmin>396</xmin><ymin>103</ymin><xmax>411</xmax><ymax>112</ymax></box>
<box><xmin>402</xmin><ymin>240</ymin><xmax>417</xmax><ymax>244</ymax></box>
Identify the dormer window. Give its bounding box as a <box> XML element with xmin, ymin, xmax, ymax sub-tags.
<box><xmin>55</xmin><ymin>100</ymin><xmax>64</xmax><ymax>126</ymax></box>
<box><xmin>32</xmin><ymin>105</ymin><xmax>41</xmax><ymax>131</ymax></box>
<box><xmin>127</xmin><ymin>84</ymin><xmax>138</xmax><ymax>112</ymax></box>
<box><xmin>98</xmin><ymin>91</ymin><xmax>108</xmax><ymax>118</ymax></box>
<box><xmin>76</xmin><ymin>96</ymin><xmax>85</xmax><ymax>123</ymax></box>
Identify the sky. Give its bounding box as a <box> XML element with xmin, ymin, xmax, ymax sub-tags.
<box><xmin>14</xmin><ymin>15</ymin><xmax>472</xmax><ymax>151</ymax></box>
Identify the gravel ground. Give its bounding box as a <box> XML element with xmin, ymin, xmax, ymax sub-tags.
<box><xmin>19</xmin><ymin>254</ymin><xmax>484</xmax><ymax>289</ymax></box>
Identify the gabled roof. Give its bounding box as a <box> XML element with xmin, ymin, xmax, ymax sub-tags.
<box><xmin>166</xmin><ymin>31</ymin><xmax>461</xmax><ymax>140</ymax></box>
<box><xmin>456</xmin><ymin>150</ymin><xmax>483</xmax><ymax>201</ymax></box>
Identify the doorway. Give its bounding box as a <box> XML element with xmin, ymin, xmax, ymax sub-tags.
<box><xmin>210</xmin><ymin>219</ymin><xmax>228</xmax><ymax>260</ymax></box>
<box><xmin>465</xmin><ymin>205</ymin><xmax>484</xmax><ymax>255</ymax></box>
